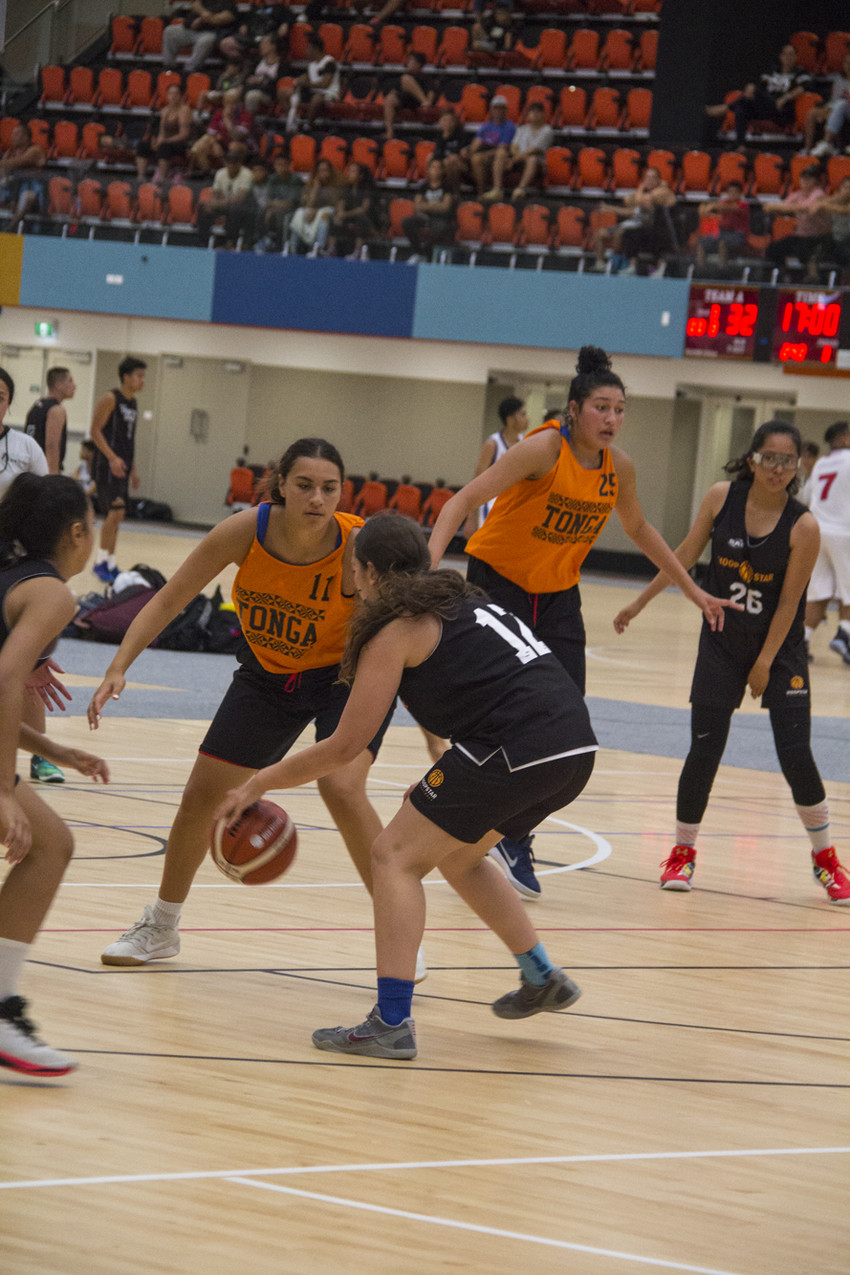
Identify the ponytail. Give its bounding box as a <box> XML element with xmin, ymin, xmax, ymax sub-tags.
<box><xmin>0</xmin><ymin>473</ymin><xmax>90</xmax><ymax>564</ymax></box>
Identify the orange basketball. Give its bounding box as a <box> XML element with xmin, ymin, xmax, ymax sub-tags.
<box><xmin>210</xmin><ymin>800</ymin><xmax>297</xmax><ymax>885</ymax></box>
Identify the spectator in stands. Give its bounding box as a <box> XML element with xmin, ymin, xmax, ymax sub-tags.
<box><xmin>243</xmin><ymin>33</ymin><xmax>285</xmax><ymax>116</ymax></box>
<box><xmin>189</xmin><ymin>88</ymin><xmax>255</xmax><ymax>172</ymax></box>
<box><xmin>765</xmin><ymin>164</ymin><xmax>830</xmax><ymax>281</ymax></box>
<box><xmin>197</xmin><ymin>54</ymin><xmax>250</xmax><ymax>114</ymax></box>
<box><xmin>808</xmin><ymin>51</ymin><xmax>850</xmax><ymax>158</ymax></box>
<box><xmin>24</xmin><ymin>367</ymin><xmax>75</xmax><ymax>475</ymax></box>
<box><xmin>287</xmin><ymin>158</ymin><xmax>340</xmax><ymax>255</ymax></box>
<box><xmin>810</xmin><ymin>174</ymin><xmax>850</xmax><ymax>281</ymax></box>
<box><xmin>135</xmin><ymin>84</ymin><xmax>193</xmax><ymax>185</ymax></box>
<box><xmin>432</xmin><ymin>109</ymin><xmax>468</xmax><ymax>194</ymax></box>
<box><xmin>402</xmin><ymin>157</ymin><xmax>456</xmax><ymax>263</ymax></box>
<box><xmin>591</xmin><ymin>165</ymin><xmax>675</xmax><ymax>273</ymax></box>
<box><xmin>706</xmin><ymin>44</ymin><xmax>811</xmax><ymax>148</ymax></box>
<box><xmin>471</xmin><ymin>0</ymin><xmax>517</xmax><ymax>57</ymax></box>
<box><xmin>327</xmin><ymin>162</ymin><xmax>376</xmax><ymax>259</ymax></box>
<box><xmin>0</xmin><ymin>123</ymin><xmax>46</xmax><ymax>228</ymax></box>
<box><xmin>163</xmin><ymin>1</ymin><xmax>237</xmax><ymax>75</ymax></box>
<box><xmin>694</xmin><ymin>180</ymin><xmax>751</xmax><ymax>272</ymax></box>
<box><xmin>382</xmin><ymin>51</ymin><xmax>435</xmax><ymax>142</ymax></box>
<box><xmin>196</xmin><ymin>145</ymin><xmax>255</xmax><ymax>247</ymax></box>
<box><xmin>281</xmin><ymin>34</ymin><xmax>341</xmax><ymax>132</ymax></box>
<box><xmin>487</xmin><ymin>100</ymin><xmax>553</xmax><ymax>202</ymax></box>
<box><xmin>220</xmin><ymin>1</ymin><xmax>293</xmax><ymax>61</ymax></box>
<box><xmin>257</xmin><ymin>150</ymin><xmax>303</xmax><ymax>251</ymax></box>
<box><xmin>467</xmin><ymin>95</ymin><xmax>516</xmax><ymax>200</ymax></box>
<box><xmin>350</xmin><ymin>0</ymin><xmax>404</xmax><ymax>28</ymax></box>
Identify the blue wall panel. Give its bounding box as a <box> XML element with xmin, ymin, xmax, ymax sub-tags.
<box><xmin>19</xmin><ymin>239</ymin><xmax>215</xmax><ymax>319</ymax></box>
<box><xmin>212</xmin><ymin>254</ymin><xmax>417</xmax><ymax>336</ymax></box>
<box><xmin>412</xmin><ymin>267</ymin><xmax>689</xmax><ymax>357</ymax></box>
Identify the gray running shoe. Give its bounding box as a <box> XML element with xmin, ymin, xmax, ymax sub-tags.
<box><xmin>828</xmin><ymin>628</ymin><xmax>850</xmax><ymax>664</ymax></box>
<box><xmin>492</xmin><ymin>968</ymin><xmax>582</xmax><ymax>1019</ymax></box>
<box><xmin>312</xmin><ymin>1006</ymin><xmax>417</xmax><ymax>1059</ymax></box>
<box><xmin>101</xmin><ymin>905</ymin><xmax>180</xmax><ymax>966</ymax></box>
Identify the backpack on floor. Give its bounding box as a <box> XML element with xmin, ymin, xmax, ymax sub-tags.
<box><xmin>154</xmin><ymin>592</ymin><xmax>216</xmax><ymax>651</ymax></box>
<box><xmin>73</xmin><ymin>585</ymin><xmax>160</xmax><ymax>644</ymax></box>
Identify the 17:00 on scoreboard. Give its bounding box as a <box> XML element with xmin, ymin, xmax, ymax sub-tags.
<box><xmin>684</xmin><ymin>284</ymin><xmax>845</xmax><ymax>365</ymax></box>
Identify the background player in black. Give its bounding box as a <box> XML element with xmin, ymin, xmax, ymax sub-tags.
<box><xmin>24</xmin><ymin>366</ymin><xmax>76</xmax><ymax>475</ymax></box>
<box><xmin>216</xmin><ymin>514</ymin><xmax>598</xmax><ymax>1059</ymax></box>
<box><xmin>615</xmin><ymin>422</ymin><xmax>850</xmax><ymax>905</ymax></box>
<box><xmin>90</xmin><ymin>356</ymin><xmax>146</xmax><ymax>584</ymax></box>
<box><xmin>0</xmin><ymin>474</ymin><xmax>108</xmax><ymax>1076</ymax></box>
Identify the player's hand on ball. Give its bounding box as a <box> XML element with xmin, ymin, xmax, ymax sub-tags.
<box><xmin>87</xmin><ymin>672</ymin><xmax>127</xmax><ymax>728</ymax></box>
<box><xmin>215</xmin><ymin>780</ymin><xmax>264</xmax><ymax>830</ymax></box>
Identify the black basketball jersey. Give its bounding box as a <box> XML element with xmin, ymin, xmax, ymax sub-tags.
<box><xmin>94</xmin><ymin>389</ymin><xmax>138</xmax><ymax>470</ymax></box>
<box><xmin>703</xmin><ymin>481</ymin><xmax>807</xmax><ymax>648</ymax></box>
<box><xmin>25</xmin><ymin>396</ymin><xmax>66</xmax><ymax>469</ymax></box>
<box><xmin>399</xmin><ymin>597</ymin><xmax>597</xmax><ymax>770</ymax></box>
<box><xmin>0</xmin><ymin>557</ymin><xmax>63</xmax><ymax>662</ymax></box>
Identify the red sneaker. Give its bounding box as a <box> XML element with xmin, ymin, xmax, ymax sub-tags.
<box><xmin>660</xmin><ymin>845</ymin><xmax>696</xmax><ymax>891</ymax></box>
<box><xmin>812</xmin><ymin>847</ymin><xmax>850</xmax><ymax>904</ymax></box>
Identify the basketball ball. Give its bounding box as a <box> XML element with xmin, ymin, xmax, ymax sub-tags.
<box><xmin>210</xmin><ymin>800</ymin><xmax>297</xmax><ymax>885</ymax></box>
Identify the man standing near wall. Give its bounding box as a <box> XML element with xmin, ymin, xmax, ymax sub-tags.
<box><xmin>90</xmin><ymin>356</ymin><xmax>146</xmax><ymax>584</ymax></box>
<box><xmin>24</xmin><ymin>366</ymin><xmax>76</xmax><ymax>474</ymax></box>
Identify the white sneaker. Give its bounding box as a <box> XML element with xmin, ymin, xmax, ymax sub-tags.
<box><xmin>0</xmin><ymin>996</ymin><xmax>77</xmax><ymax>1076</ymax></box>
<box><xmin>810</xmin><ymin>140</ymin><xmax>835</xmax><ymax>159</ymax></box>
<box><xmin>414</xmin><ymin>945</ymin><xmax>428</xmax><ymax>983</ymax></box>
<box><xmin>101</xmin><ymin>905</ymin><xmax>181</xmax><ymax>966</ymax></box>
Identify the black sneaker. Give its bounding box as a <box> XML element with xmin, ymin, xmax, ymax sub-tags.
<box><xmin>489</xmin><ymin>834</ymin><xmax>541</xmax><ymax>899</ymax></box>
<box><xmin>828</xmin><ymin>628</ymin><xmax>850</xmax><ymax>665</ymax></box>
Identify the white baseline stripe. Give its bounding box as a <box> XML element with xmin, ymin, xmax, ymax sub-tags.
<box><xmin>229</xmin><ymin>1176</ymin><xmax>737</xmax><ymax>1274</ymax></box>
<box><xmin>1</xmin><ymin>1146</ymin><xmax>846</xmax><ymax>1192</ymax></box>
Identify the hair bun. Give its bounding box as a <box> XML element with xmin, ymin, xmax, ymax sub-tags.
<box><xmin>576</xmin><ymin>346</ymin><xmax>612</xmax><ymax>376</ymax></box>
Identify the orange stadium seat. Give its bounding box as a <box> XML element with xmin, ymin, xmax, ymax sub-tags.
<box><xmin>824</xmin><ymin>31</ymin><xmax>850</xmax><ymax>73</ymax></box>
<box><xmin>136</xmin><ymin>182</ymin><xmax>163</xmax><ymax>225</ymax></box>
<box><xmin>544</xmin><ymin>146</ymin><xmax>573</xmax><ymax>191</ymax></box>
<box><xmin>380</xmin><ymin>138</ymin><xmax>411</xmax><ymax>183</ymax></box>
<box><xmin>110</xmin><ymin>16</ymin><xmax>137</xmax><ymax>57</ymax></box>
<box><xmin>827</xmin><ymin>155</ymin><xmax>850</xmax><ymax>190</ymax></box>
<box><xmin>494</xmin><ymin>84</ymin><xmax>523</xmax><ymax>122</ymax></box>
<box><xmin>437</xmin><ymin>26</ymin><xmax>470</xmax><ymax>68</ymax></box>
<box><xmin>460</xmin><ymin>83</ymin><xmax>488</xmax><ymax>123</ymax></box>
<box><xmin>794</xmin><ymin>92</ymin><xmax>822</xmax><ymax>134</ymax></box>
<box><xmin>51</xmin><ymin>120</ymin><xmax>79</xmax><ymax>162</ymax></box>
<box><xmin>557</xmin><ymin>85</ymin><xmax>587</xmax><ymax>129</ymax></box>
<box><xmin>105</xmin><ymin>180</ymin><xmax>134</xmax><ymax>225</ymax></box>
<box><xmin>524</xmin><ymin>84</ymin><xmax>555</xmax><ymax>122</ymax></box>
<box><xmin>625</xmin><ymin>87</ymin><xmax>653</xmax><ymax>131</ymax></box>
<box><xmin>770</xmin><ymin>215</ymin><xmax>797</xmax><ymax>242</ymax></box>
<box><xmin>638</xmin><ymin>29</ymin><xmax>658</xmax><ymax>72</ymax></box>
<box><xmin>790</xmin><ymin>31</ymin><xmax>821</xmax><ymax>73</ymax></box>
<box><xmin>0</xmin><ymin>117</ymin><xmax>19</xmax><ymax>150</ymax></box>
<box><xmin>226</xmin><ymin>466</ymin><xmax>256</xmax><ymax>508</ymax></box>
<box><xmin>751</xmin><ymin>152</ymin><xmax>786</xmax><ymax>196</ymax></box>
<box><xmin>788</xmin><ymin>153</ymin><xmax>812</xmax><ymax>190</ymax></box>
<box><xmin>410</xmin><ymin>25</ymin><xmax>439</xmax><ymax>65</ymax></box>
<box><xmin>96</xmin><ymin>67</ymin><xmax>124</xmax><ymax>109</ymax></box>
<box><xmin>388</xmin><ymin>484</ymin><xmax>422</xmax><ymax>519</ymax></box>
<box><xmin>711</xmin><ymin>150</ymin><xmax>748</xmax><ymax>193</ymax></box>
<box><xmin>39</xmin><ymin>66</ymin><xmax>66</xmax><ymax>108</ymax></box>
<box><xmin>337</xmin><ymin>478</ymin><xmax>354</xmax><ymax>514</ymax></box>
<box><xmin>387</xmin><ymin>197</ymin><xmax>414</xmax><ymax>241</ymax></box>
<box><xmin>589</xmin><ymin>0</ymin><xmax>629</xmax><ymax>12</ymax></box>
<box><xmin>534</xmin><ymin>28</ymin><xmax>567</xmax><ymax>71</ymax></box>
<box><xmin>568</xmin><ymin>29</ymin><xmax>601</xmax><ymax>72</ymax></box>
<box><xmin>587</xmin><ymin>207</ymin><xmax>617</xmax><ymax>250</ymax></box>
<box><xmin>68</xmin><ymin>66</ymin><xmax>95</xmax><ymax>108</ymax></box>
<box><xmin>289</xmin><ymin>133</ymin><xmax>317</xmax><ymax>173</ymax></box>
<box><xmin>378</xmin><ymin>25</ymin><xmax>407</xmax><ymax>65</ymax></box>
<box><xmin>154</xmin><ymin>71</ymin><xmax>181</xmax><ymax>108</ymax></box>
<box><xmin>47</xmin><ymin>176</ymin><xmax>73</xmax><ymax>217</ymax></box>
<box><xmin>138</xmin><ymin>17</ymin><xmax>164</xmax><ymax>57</ymax></box>
<box><xmin>351</xmin><ymin>135</ymin><xmax>379</xmax><ymax>174</ymax></box>
<box><xmin>679</xmin><ymin>150</ymin><xmax>713</xmax><ymax>196</ymax></box>
<box><xmin>588</xmin><ymin>87</ymin><xmax>622</xmax><ymax>131</ymax></box>
<box><xmin>166</xmin><ymin>184</ymin><xmax>196</xmax><ymax>229</ymax></box>
<box><xmin>455</xmin><ymin>200</ymin><xmax>485</xmax><ymax>246</ymax></box>
<box><xmin>28</xmin><ymin>118</ymin><xmax>50</xmax><ymax>151</ymax></box>
<box><xmin>184</xmin><ymin>73</ymin><xmax>211</xmax><ymax>110</ymax></box>
<box><xmin>354</xmin><ymin>480</ymin><xmax>388</xmax><ymax>517</ymax></box>
<box><xmin>602</xmin><ymin>29</ymin><xmax>635</xmax><ymax>72</ymax></box>
<box><xmin>485</xmin><ymin>202</ymin><xmax>518</xmax><ymax>248</ymax></box>
<box><xmin>553</xmin><ymin>205</ymin><xmax>587</xmax><ymax>252</ymax></box>
<box><xmin>344</xmin><ymin>24</ymin><xmax>376</xmax><ymax>65</ymax></box>
<box><xmin>610</xmin><ymin>147</ymin><xmax>641</xmax><ymax>191</ymax></box>
<box><xmin>574</xmin><ymin>146</ymin><xmax>608</xmax><ymax>192</ymax></box>
<box><xmin>420</xmin><ymin>486</ymin><xmax>454</xmax><ymax>528</ymax></box>
<box><xmin>646</xmin><ymin>148</ymin><xmax>675</xmax><ymax>186</ymax></box>
<box><xmin>413</xmin><ymin>139</ymin><xmax>435</xmax><ymax>179</ymax></box>
<box><xmin>319</xmin><ymin>23</ymin><xmax>345</xmax><ymax>60</ymax></box>
<box><xmin>77</xmin><ymin>178</ymin><xmax>104</xmax><ymax>222</ymax></box>
<box><xmin>80</xmin><ymin>121</ymin><xmax>106</xmax><ymax>159</ymax></box>
<box><xmin>517</xmin><ymin>203</ymin><xmax>552</xmax><ymax>250</ymax></box>
<box><xmin>124</xmin><ymin>69</ymin><xmax>153</xmax><ymax>110</ymax></box>
<box><xmin>320</xmin><ymin>135</ymin><xmax>348</xmax><ymax>170</ymax></box>
<box><xmin>289</xmin><ymin>23</ymin><xmax>313</xmax><ymax>60</ymax></box>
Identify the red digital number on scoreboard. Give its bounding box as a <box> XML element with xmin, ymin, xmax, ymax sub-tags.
<box><xmin>684</xmin><ymin>286</ymin><xmax>761</xmax><ymax>359</ymax></box>
<box><xmin>772</xmin><ymin>289</ymin><xmax>842</xmax><ymax>365</ymax></box>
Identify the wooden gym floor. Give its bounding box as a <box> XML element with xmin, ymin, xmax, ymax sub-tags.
<box><xmin>2</xmin><ymin>524</ymin><xmax>848</xmax><ymax>1275</ymax></box>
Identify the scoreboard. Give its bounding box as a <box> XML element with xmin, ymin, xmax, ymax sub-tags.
<box><xmin>684</xmin><ymin>284</ymin><xmax>847</xmax><ymax>367</ymax></box>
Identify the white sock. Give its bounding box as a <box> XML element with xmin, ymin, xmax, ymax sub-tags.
<box><xmin>107</xmin><ymin>554</ymin><xmax>117</xmax><ymax>570</ymax></box>
<box><xmin>675</xmin><ymin>821</ymin><xmax>700</xmax><ymax>849</ymax></box>
<box><xmin>151</xmin><ymin>896</ymin><xmax>182</xmax><ymax>929</ymax></box>
<box><xmin>0</xmin><ymin>936</ymin><xmax>30</xmax><ymax>1000</ymax></box>
<box><xmin>804</xmin><ymin>625</ymin><xmax>814</xmax><ymax>644</ymax></box>
<box><xmin>796</xmin><ymin>801</ymin><xmax>831</xmax><ymax>853</ymax></box>
<box><xmin>96</xmin><ymin>548</ymin><xmax>109</xmax><ymax>565</ymax></box>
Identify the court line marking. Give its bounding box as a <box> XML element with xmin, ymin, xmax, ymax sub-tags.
<box><xmin>2</xmin><ymin>1146</ymin><xmax>846</xmax><ymax>1192</ymax></box>
<box><xmin>229</xmin><ymin>1176</ymin><xmax>737</xmax><ymax>1274</ymax></box>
